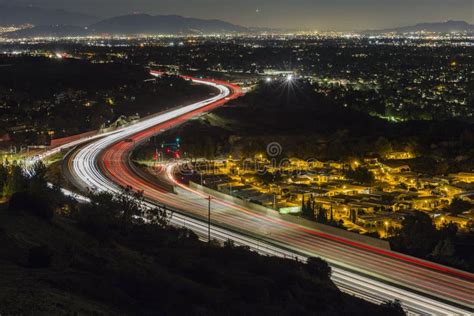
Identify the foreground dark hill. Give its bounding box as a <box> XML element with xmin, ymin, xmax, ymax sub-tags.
<box><xmin>0</xmin><ymin>199</ymin><xmax>403</xmax><ymax>315</ymax></box>
<box><xmin>0</xmin><ymin>161</ymin><xmax>403</xmax><ymax>316</ymax></box>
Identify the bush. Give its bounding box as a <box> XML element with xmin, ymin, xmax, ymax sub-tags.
<box><xmin>305</xmin><ymin>257</ymin><xmax>332</xmax><ymax>280</ymax></box>
<box><xmin>8</xmin><ymin>192</ymin><xmax>54</xmax><ymax>220</ymax></box>
<box><xmin>7</xmin><ymin>191</ymin><xmax>30</xmax><ymax>211</ymax></box>
<box><xmin>27</xmin><ymin>245</ymin><xmax>53</xmax><ymax>268</ymax></box>
<box><xmin>74</xmin><ymin>203</ymin><xmax>113</xmax><ymax>241</ymax></box>
<box><xmin>447</xmin><ymin>198</ymin><xmax>473</xmax><ymax>216</ymax></box>
<box><xmin>380</xmin><ymin>300</ymin><xmax>406</xmax><ymax>316</ymax></box>
<box><xmin>345</xmin><ymin>166</ymin><xmax>375</xmax><ymax>185</ymax></box>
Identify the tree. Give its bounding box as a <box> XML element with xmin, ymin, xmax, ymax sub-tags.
<box><xmin>98</xmin><ymin>187</ymin><xmax>142</xmax><ymax>218</ymax></box>
<box><xmin>349</xmin><ymin>209</ymin><xmax>358</xmax><ymax>223</ymax></box>
<box><xmin>28</xmin><ymin>161</ymin><xmax>50</xmax><ymax>197</ymax></box>
<box><xmin>375</xmin><ymin>137</ymin><xmax>393</xmax><ymax>155</ymax></box>
<box><xmin>389</xmin><ymin>211</ymin><xmax>439</xmax><ymax>257</ymax></box>
<box><xmin>431</xmin><ymin>239</ymin><xmax>455</xmax><ymax>259</ymax></box>
<box><xmin>439</xmin><ymin>222</ymin><xmax>458</xmax><ymax>240</ymax></box>
<box><xmin>301</xmin><ymin>195</ymin><xmax>308</xmax><ymax>217</ymax></box>
<box><xmin>8</xmin><ymin>191</ymin><xmax>54</xmax><ymax>220</ymax></box>
<box><xmin>147</xmin><ymin>206</ymin><xmax>172</xmax><ymax>228</ymax></box>
<box><xmin>316</xmin><ymin>205</ymin><xmax>328</xmax><ymax>224</ymax></box>
<box><xmin>345</xmin><ymin>166</ymin><xmax>375</xmax><ymax>185</ymax></box>
<box><xmin>204</xmin><ymin>137</ymin><xmax>216</xmax><ymax>159</ymax></box>
<box><xmin>116</xmin><ymin>187</ymin><xmax>144</xmax><ymax>225</ymax></box>
<box><xmin>447</xmin><ymin>198</ymin><xmax>473</xmax><ymax>216</ymax></box>
<box><xmin>3</xmin><ymin>165</ymin><xmax>27</xmax><ymax>198</ymax></box>
<box><xmin>257</xmin><ymin>171</ymin><xmax>282</xmax><ymax>185</ymax></box>
<box><xmin>224</xmin><ymin>239</ymin><xmax>235</xmax><ymax>249</ymax></box>
<box><xmin>301</xmin><ymin>195</ymin><xmax>316</xmax><ymax>220</ymax></box>
<box><xmin>380</xmin><ymin>300</ymin><xmax>405</xmax><ymax>316</ymax></box>
<box><xmin>76</xmin><ymin>187</ymin><xmax>145</xmax><ymax>238</ymax></box>
<box><xmin>29</xmin><ymin>161</ymin><xmax>47</xmax><ymax>182</ymax></box>
<box><xmin>0</xmin><ymin>163</ymin><xmax>7</xmax><ymax>197</ymax></box>
<box><xmin>306</xmin><ymin>257</ymin><xmax>332</xmax><ymax>280</ymax></box>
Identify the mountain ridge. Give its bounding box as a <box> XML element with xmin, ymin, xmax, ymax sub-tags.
<box><xmin>3</xmin><ymin>13</ymin><xmax>248</xmax><ymax>38</ymax></box>
<box><xmin>367</xmin><ymin>20</ymin><xmax>473</xmax><ymax>34</ymax></box>
<box><xmin>2</xmin><ymin>6</ymin><xmax>472</xmax><ymax>38</ymax></box>
<box><xmin>89</xmin><ymin>13</ymin><xmax>248</xmax><ymax>34</ymax></box>
<box><xmin>0</xmin><ymin>4</ymin><xmax>100</xmax><ymax>26</ymax></box>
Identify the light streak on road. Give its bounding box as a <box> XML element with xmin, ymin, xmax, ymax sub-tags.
<box><xmin>64</xmin><ymin>74</ymin><xmax>473</xmax><ymax>315</ymax></box>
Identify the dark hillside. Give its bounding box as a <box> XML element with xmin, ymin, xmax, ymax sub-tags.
<box><xmin>0</xmin><ymin>175</ymin><xmax>403</xmax><ymax>315</ymax></box>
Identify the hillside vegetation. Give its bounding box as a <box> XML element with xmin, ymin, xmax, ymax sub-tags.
<box><xmin>0</xmin><ymin>163</ymin><xmax>404</xmax><ymax>315</ymax></box>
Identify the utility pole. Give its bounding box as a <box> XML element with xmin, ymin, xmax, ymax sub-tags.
<box><xmin>207</xmin><ymin>195</ymin><xmax>212</xmax><ymax>244</ymax></box>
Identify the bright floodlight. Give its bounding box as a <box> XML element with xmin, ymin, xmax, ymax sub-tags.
<box><xmin>266</xmin><ymin>77</ymin><xmax>272</xmax><ymax>82</ymax></box>
<box><xmin>286</xmin><ymin>74</ymin><xmax>293</xmax><ymax>81</ymax></box>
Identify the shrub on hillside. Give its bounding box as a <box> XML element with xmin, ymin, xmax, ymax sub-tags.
<box><xmin>8</xmin><ymin>191</ymin><xmax>54</xmax><ymax>220</ymax></box>
<box><xmin>305</xmin><ymin>257</ymin><xmax>332</xmax><ymax>280</ymax></box>
<box><xmin>27</xmin><ymin>245</ymin><xmax>53</xmax><ymax>268</ymax></box>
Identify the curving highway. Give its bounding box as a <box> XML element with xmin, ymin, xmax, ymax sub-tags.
<box><xmin>64</xmin><ymin>74</ymin><xmax>474</xmax><ymax>315</ymax></box>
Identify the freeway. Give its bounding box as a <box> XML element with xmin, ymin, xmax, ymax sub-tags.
<box><xmin>65</xmin><ymin>74</ymin><xmax>474</xmax><ymax>315</ymax></box>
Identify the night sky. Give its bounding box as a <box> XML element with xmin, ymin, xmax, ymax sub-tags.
<box><xmin>2</xmin><ymin>0</ymin><xmax>473</xmax><ymax>30</ymax></box>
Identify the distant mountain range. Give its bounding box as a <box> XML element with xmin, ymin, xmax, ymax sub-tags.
<box><xmin>8</xmin><ymin>25</ymin><xmax>89</xmax><ymax>38</ymax></box>
<box><xmin>5</xmin><ymin>14</ymin><xmax>247</xmax><ymax>38</ymax></box>
<box><xmin>1</xmin><ymin>6</ymin><xmax>248</xmax><ymax>38</ymax></box>
<box><xmin>0</xmin><ymin>4</ymin><xmax>99</xmax><ymax>26</ymax></box>
<box><xmin>90</xmin><ymin>14</ymin><xmax>248</xmax><ymax>35</ymax></box>
<box><xmin>367</xmin><ymin>20</ymin><xmax>474</xmax><ymax>34</ymax></box>
<box><xmin>1</xmin><ymin>5</ymin><xmax>472</xmax><ymax>38</ymax></box>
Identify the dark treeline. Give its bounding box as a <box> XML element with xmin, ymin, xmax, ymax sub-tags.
<box><xmin>390</xmin><ymin>211</ymin><xmax>474</xmax><ymax>272</ymax></box>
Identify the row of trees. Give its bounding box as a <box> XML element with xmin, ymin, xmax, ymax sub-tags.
<box><xmin>0</xmin><ymin>162</ymin><xmax>27</xmax><ymax>199</ymax></box>
<box><xmin>1</xmin><ymin>160</ymin><xmax>67</xmax><ymax>221</ymax></box>
<box><xmin>75</xmin><ymin>187</ymin><xmax>173</xmax><ymax>241</ymax></box>
<box><xmin>390</xmin><ymin>211</ymin><xmax>473</xmax><ymax>272</ymax></box>
<box><xmin>301</xmin><ymin>196</ymin><xmax>473</xmax><ymax>271</ymax></box>
<box><xmin>301</xmin><ymin>195</ymin><xmax>347</xmax><ymax>229</ymax></box>
<box><xmin>0</xmin><ymin>161</ymin><xmax>53</xmax><ymax>199</ymax></box>
<box><xmin>0</xmin><ymin>160</ymin><xmax>173</xmax><ymax>228</ymax></box>
<box><xmin>299</xmin><ymin>191</ymin><xmax>473</xmax><ymax>271</ymax></box>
